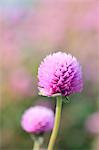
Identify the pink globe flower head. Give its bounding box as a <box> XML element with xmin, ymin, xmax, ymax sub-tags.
<box><xmin>38</xmin><ymin>52</ymin><xmax>83</xmax><ymax>97</ymax></box>
<box><xmin>21</xmin><ymin>106</ymin><xmax>54</xmax><ymax>134</ymax></box>
<box><xmin>85</xmin><ymin>112</ymin><xmax>99</xmax><ymax>135</ymax></box>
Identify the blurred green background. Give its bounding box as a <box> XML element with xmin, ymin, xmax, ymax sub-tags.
<box><xmin>0</xmin><ymin>0</ymin><xmax>99</xmax><ymax>150</ymax></box>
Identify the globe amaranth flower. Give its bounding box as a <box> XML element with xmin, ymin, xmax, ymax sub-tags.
<box><xmin>38</xmin><ymin>52</ymin><xmax>83</xmax><ymax>97</ymax></box>
<box><xmin>85</xmin><ymin>112</ymin><xmax>99</xmax><ymax>134</ymax></box>
<box><xmin>21</xmin><ymin>106</ymin><xmax>54</xmax><ymax>134</ymax></box>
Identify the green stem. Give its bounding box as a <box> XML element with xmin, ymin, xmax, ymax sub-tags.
<box><xmin>33</xmin><ymin>140</ymin><xmax>40</xmax><ymax>150</ymax></box>
<box><xmin>48</xmin><ymin>96</ymin><xmax>62</xmax><ymax>150</ymax></box>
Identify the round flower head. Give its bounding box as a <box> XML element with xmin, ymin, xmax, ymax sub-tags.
<box><xmin>21</xmin><ymin>106</ymin><xmax>54</xmax><ymax>134</ymax></box>
<box><xmin>85</xmin><ymin>112</ymin><xmax>99</xmax><ymax>134</ymax></box>
<box><xmin>38</xmin><ymin>52</ymin><xmax>83</xmax><ymax>97</ymax></box>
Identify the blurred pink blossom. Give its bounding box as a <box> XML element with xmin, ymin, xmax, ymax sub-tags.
<box><xmin>21</xmin><ymin>106</ymin><xmax>54</xmax><ymax>133</ymax></box>
<box><xmin>70</xmin><ymin>3</ymin><xmax>99</xmax><ymax>31</ymax></box>
<box><xmin>85</xmin><ymin>112</ymin><xmax>99</xmax><ymax>134</ymax></box>
<box><xmin>22</xmin><ymin>0</ymin><xmax>69</xmax><ymax>46</ymax></box>
<box><xmin>9</xmin><ymin>68</ymin><xmax>33</xmax><ymax>96</ymax></box>
<box><xmin>0</xmin><ymin>8</ymin><xmax>26</xmax><ymax>25</ymax></box>
<box><xmin>0</xmin><ymin>40</ymin><xmax>21</xmax><ymax>68</ymax></box>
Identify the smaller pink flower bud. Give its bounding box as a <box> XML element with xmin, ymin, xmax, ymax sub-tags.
<box><xmin>21</xmin><ymin>106</ymin><xmax>54</xmax><ymax>134</ymax></box>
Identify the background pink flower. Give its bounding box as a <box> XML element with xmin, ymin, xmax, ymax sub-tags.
<box><xmin>85</xmin><ymin>112</ymin><xmax>99</xmax><ymax>134</ymax></box>
<box><xmin>9</xmin><ymin>68</ymin><xmax>33</xmax><ymax>96</ymax></box>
